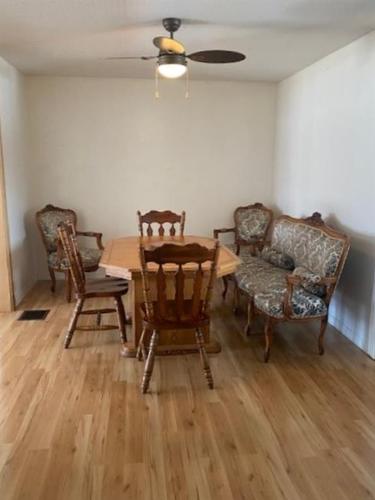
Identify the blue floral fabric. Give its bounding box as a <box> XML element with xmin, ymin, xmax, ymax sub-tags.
<box><xmin>271</xmin><ymin>219</ymin><xmax>344</xmax><ymax>277</ymax></box>
<box><xmin>236</xmin><ymin>209</ymin><xmax>271</xmax><ymax>242</ymax></box>
<box><xmin>48</xmin><ymin>248</ymin><xmax>102</xmax><ymax>270</ymax></box>
<box><xmin>292</xmin><ymin>266</ymin><xmax>326</xmax><ymax>297</ymax></box>
<box><xmin>39</xmin><ymin>210</ymin><xmax>75</xmax><ymax>252</ymax></box>
<box><xmin>235</xmin><ymin>256</ymin><xmax>327</xmax><ymax>319</ymax></box>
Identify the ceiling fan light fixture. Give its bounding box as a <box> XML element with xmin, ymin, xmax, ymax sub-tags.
<box><xmin>157</xmin><ymin>54</ymin><xmax>187</xmax><ymax>79</ymax></box>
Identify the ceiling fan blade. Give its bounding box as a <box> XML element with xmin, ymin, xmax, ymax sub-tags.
<box><xmin>106</xmin><ymin>56</ymin><xmax>157</xmax><ymax>60</ymax></box>
<box><xmin>153</xmin><ymin>37</ymin><xmax>185</xmax><ymax>54</ymax></box>
<box><xmin>187</xmin><ymin>50</ymin><xmax>246</xmax><ymax>63</ymax></box>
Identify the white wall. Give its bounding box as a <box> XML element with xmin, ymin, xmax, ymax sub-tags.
<box><xmin>26</xmin><ymin>76</ymin><xmax>277</xmax><ymax>279</ymax></box>
<box><xmin>0</xmin><ymin>57</ymin><xmax>35</xmax><ymax>305</ymax></box>
<box><xmin>273</xmin><ymin>31</ymin><xmax>375</xmax><ymax>356</ymax></box>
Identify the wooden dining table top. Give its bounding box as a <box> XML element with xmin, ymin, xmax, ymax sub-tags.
<box><xmin>99</xmin><ymin>235</ymin><xmax>241</xmax><ymax>280</ymax></box>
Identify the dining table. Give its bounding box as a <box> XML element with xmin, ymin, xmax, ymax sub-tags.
<box><xmin>99</xmin><ymin>235</ymin><xmax>241</xmax><ymax>357</ymax></box>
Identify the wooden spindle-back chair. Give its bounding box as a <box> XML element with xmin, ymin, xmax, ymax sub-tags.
<box><xmin>137</xmin><ymin>210</ymin><xmax>186</xmax><ymax>237</ymax></box>
<box><xmin>138</xmin><ymin>241</ymin><xmax>219</xmax><ymax>394</ymax></box>
<box><xmin>57</xmin><ymin>222</ymin><xmax>128</xmax><ymax>349</ymax></box>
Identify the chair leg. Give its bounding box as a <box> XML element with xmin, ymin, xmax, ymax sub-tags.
<box><xmin>48</xmin><ymin>267</ymin><xmax>56</xmax><ymax>293</ymax></box>
<box><xmin>245</xmin><ymin>299</ymin><xmax>254</xmax><ymax>336</ymax></box>
<box><xmin>65</xmin><ymin>271</ymin><xmax>72</xmax><ymax>303</ymax></box>
<box><xmin>222</xmin><ymin>276</ymin><xmax>229</xmax><ymax>300</ymax></box>
<box><xmin>233</xmin><ymin>283</ymin><xmax>240</xmax><ymax>315</ymax></box>
<box><xmin>195</xmin><ymin>328</ymin><xmax>214</xmax><ymax>389</ymax></box>
<box><xmin>141</xmin><ymin>330</ymin><xmax>159</xmax><ymax>394</ymax></box>
<box><xmin>137</xmin><ymin>327</ymin><xmax>147</xmax><ymax>361</ymax></box>
<box><xmin>318</xmin><ymin>316</ymin><xmax>327</xmax><ymax>355</ymax></box>
<box><xmin>65</xmin><ymin>297</ymin><xmax>84</xmax><ymax>348</ymax></box>
<box><xmin>264</xmin><ymin>317</ymin><xmax>273</xmax><ymax>363</ymax></box>
<box><xmin>114</xmin><ymin>296</ymin><xmax>127</xmax><ymax>344</ymax></box>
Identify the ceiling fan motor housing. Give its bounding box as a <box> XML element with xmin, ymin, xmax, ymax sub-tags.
<box><xmin>162</xmin><ymin>17</ymin><xmax>181</xmax><ymax>35</ymax></box>
<box><xmin>158</xmin><ymin>53</ymin><xmax>186</xmax><ymax>66</ymax></box>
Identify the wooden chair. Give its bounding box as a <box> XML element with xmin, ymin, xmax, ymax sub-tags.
<box><xmin>137</xmin><ymin>210</ymin><xmax>186</xmax><ymax>237</ymax></box>
<box><xmin>57</xmin><ymin>222</ymin><xmax>128</xmax><ymax>349</ymax></box>
<box><xmin>213</xmin><ymin>202</ymin><xmax>273</xmax><ymax>299</ymax></box>
<box><xmin>36</xmin><ymin>204</ymin><xmax>104</xmax><ymax>302</ymax></box>
<box><xmin>138</xmin><ymin>241</ymin><xmax>219</xmax><ymax>394</ymax></box>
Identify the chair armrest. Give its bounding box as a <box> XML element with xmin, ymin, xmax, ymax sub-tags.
<box><xmin>286</xmin><ymin>274</ymin><xmax>336</xmax><ymax>287</ymax></box>
<box><xmin>315</xmin><ymin>276</ymin><xmax>337</xmax><ymax>303</ymax></box>
<box><xmin>213</xmin><ymin>227</ymin><xmax>235</xmax><ymax>239</ymax></box>
<box><xmin>283</xmin><ymin>274</ymin><xmax>337</xmax><ymax>317</ymax></box>
<box><xmin>76</xmin><ymin>231</ymin><xmax>104</xmax><ymax>250</ymax></box>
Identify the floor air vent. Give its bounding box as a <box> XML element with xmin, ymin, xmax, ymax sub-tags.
<box><xmin>18</xmin><ymin>310</ymin><xmax>50</xmax><ymax>321</ymax></box>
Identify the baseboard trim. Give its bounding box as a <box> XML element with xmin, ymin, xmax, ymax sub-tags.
<box><xmin>14</xmin><ymin>279</ymin><xmax>38</xmax><ymax>309</ymax></box>
<box><xmin>329</xmin><ymin>313</ymin><xmax>374</xmax><ymax>359</ymax></box>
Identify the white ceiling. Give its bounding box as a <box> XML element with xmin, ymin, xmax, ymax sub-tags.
<box><xmin>0</xmin><ymin>0</ymin><xmax>374</xmax><ymax>82</ymax></box>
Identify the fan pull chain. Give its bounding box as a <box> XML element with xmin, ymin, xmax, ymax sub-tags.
<box><xmin>155</xmin><ymin>65</ymin><xmax>160</xmax><ymax>99</ymax></box>
<box><xmin>185</xmin><ymin>66</ymin><xmax>190</xmax><ymax>99</ymax></box>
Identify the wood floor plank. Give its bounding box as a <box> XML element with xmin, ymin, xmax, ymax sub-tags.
<box><xmin>0</xmin><ymin>281</ymin><xmax>375</xmax><ymax>499</ymax></box>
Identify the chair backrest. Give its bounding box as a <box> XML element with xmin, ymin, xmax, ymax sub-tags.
<box><xmin>137</xmin><ymin>210</ymin><xmax>186</xmax><ymax>237</ymax></box>
<box><xmin>36</xmin><ymin>204</ymin><xmax>77</xmax><ymax>253</ymax></box>
<box><xmin>234</xmin><ymin>202</ymin><xmax>273</xmax><ymax>247</ymax></box>
<box><xmin>139</xmin><ymin>242</ymin><xmax>219</xmax><ymax>324</ymax></box>
<box><xmin>271</xmin><ymin>212</ymin><xmax>350</xmax><ymax>279</ymax></box>
<box><xmin>57</xmin><ymin>222</ymin><xmax>86</xmax><ymax>294</ymax></box>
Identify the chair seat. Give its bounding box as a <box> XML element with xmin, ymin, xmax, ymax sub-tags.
<box><xmin>224</xmin><ymin>244</ymin><xmax>254</xmax><ymax>279</ymax></box>
<box><xmin>83</xmin><ymin>277</ymin><xmax>128</xmax><ymax>298</ymax></box>
<box><xmin>141</xmin><ymin>300</ymin><xmax>209</xmax><ymax>329</ymax></box>
<box><xmin>48</xmin><ymin>247</ymin><xmax>102</xmax><ymax>270</ymax></box>
<box><xmin>235</xmin><ymin>256</ymin><xmax>327</xmax><ymax>319</ymax></box>
<box><xmin>225</xmin><ymin>242</ymin><xmax>258</xmax><ymax>256</ymax></box>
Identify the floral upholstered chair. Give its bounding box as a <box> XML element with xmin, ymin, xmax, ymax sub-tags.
<box><xmin>36</xmin><ymin>204</ymin><xmax>104</xmax><ymax>302</ymax></box>
<box><xmin>214</xmin><ymin>202</ymin><xmax>273</xmax><ymax>299</ymax></box>
<box><xmin>234</xmin><ymin>212</ymin><xmax>350</xmax><ymax>361</ymax></box>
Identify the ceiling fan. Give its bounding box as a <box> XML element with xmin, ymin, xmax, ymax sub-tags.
<box><xmin>108</xmin><ymin>17</ymin><xmax>246</xmax><ymax>79</ymax></box>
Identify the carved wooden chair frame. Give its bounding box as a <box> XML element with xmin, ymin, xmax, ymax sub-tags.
<box><xmin>36</xmin><ymin>204</ymin><xmax>104</xmax><ymax>302</ymax></box>
<box><xmin>213</xmin><ymin>202</ymin><xmax>273</xmax><ymax>299</ymax></box>
<box><xmin>234</xmin><ymin>212</ymin><xmax>350</xmax><ymax>362</ymax></box>
<box><xmin>137</xmin><ymin>210</ymin><xmax>186</xmax><ymax>237</ymax></box>
<box><xmin>57</xmin><ymin>222</ymin><xmax>128</xmax><ymax>349</ymax></box>
<box><xmin>138</xmin><ymin>241</ymin><xmax>219</xmax><ymax>393</ymax></box>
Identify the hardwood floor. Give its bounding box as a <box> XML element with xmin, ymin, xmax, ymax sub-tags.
<box><xmin>1</xmin><ymin>281</ymin><xmax>375</xmax><ymax>499</ymax></box>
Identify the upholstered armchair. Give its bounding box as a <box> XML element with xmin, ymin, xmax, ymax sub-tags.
<box><xmin>213</xmin><ymin>202</ymin><xmax>273</xmax><ymax>299</ymax></box>
<box><xmin>234</xmin><ymin>212</ymin><xmax>350</xmax><ymax>361</ymax></box>
<box><xmin>36</xmin><ymin>204</ymin><xmax>104</xmax><ymax>302</ymax></box>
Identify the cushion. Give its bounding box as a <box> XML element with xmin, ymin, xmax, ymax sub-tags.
<box><xmin>236</xmin><ymin>255</ymin><xmax>290</xmax><ymax>297</ymax></box>
<box><xmin>235</xmin><ymin>256</ymin><xmax>327</xmax><ymax>319</ymax></box>
<box><xmin>48</xmin><ymin>247</ymin><xmax>102</xmax><ymax>270</ymax></box>
<box><xmin>292</xmin><ymin>266</ymin><xmax>326</xmax><ymax>297</ymax></box>
<box><xmin>260</xmin><ymin>246</ymin><xmax>294</xmax><ymax>270</ymax></box>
